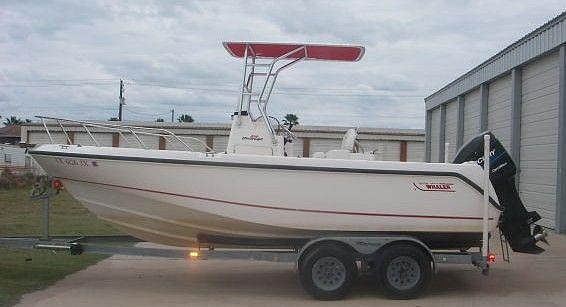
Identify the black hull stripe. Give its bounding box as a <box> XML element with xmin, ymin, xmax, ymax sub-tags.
<box><xmin>29</xmin><ymin>150</ymin><xmax>501</xmax><ymax>209</ymax></box>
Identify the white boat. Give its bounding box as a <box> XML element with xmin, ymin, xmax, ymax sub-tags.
<box><xmin>29</xmin><ymin>42</ymin><xmax>545</xmax><ymax>253</ymax></box>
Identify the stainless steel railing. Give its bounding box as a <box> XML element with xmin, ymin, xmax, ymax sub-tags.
<box><xmin>36</xmin><ymin>116</ymin><xmax>214</xmax><ymax>152</ymax></box>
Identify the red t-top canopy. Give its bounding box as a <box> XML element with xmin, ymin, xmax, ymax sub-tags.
<box><xmin>223</xmin><ymin>42</ymin><xmax>364</xmax><ymax>62</ymax></box>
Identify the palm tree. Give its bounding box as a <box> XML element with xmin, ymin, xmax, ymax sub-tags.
<box><xmin>282</xmin><ymin>114</ymin><xmax>299</xmax><ymax>129</ymax></box>
<box><xmin>177</xmin><ymin>114</ymin><xmax>194</xmax><ymax>123</ymax></box>
<box><xmin>3</xmin><ymin>116</ymin><xmax>24</xmax><ymax>126</ymax></box>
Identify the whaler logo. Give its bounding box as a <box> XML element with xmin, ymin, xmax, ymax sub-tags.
<box><xmin>413</xmin><ymin>182</ymin><xmax>455</xmax><ymax>192</ymax></box>
<box><xmin>242</xmin><ymin>134</ymin><xmax>263</xmax><ymax>141</ymax></box>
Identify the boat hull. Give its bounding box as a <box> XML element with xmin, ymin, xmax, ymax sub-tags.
<box><xmin>30</xmin><ymin>145</ymin><xmax>500</xmax><ymax>249</ymax></box>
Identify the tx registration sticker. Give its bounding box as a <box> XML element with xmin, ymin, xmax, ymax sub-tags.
<box><xmin>55</xmin><ymin>157</ymin><xmax>99</xmax><ymax>167</ymax></box>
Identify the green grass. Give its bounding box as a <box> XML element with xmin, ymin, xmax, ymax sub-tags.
<box><xmin>0</xmin><ymin>247</ymin><xmax>107</xmax><ymax>306</ymax></box>
<box><xmin>0</xmin><ymin>188</ymin><xmax>119</xmax><ymax>236</ymax></box>
<box><xmin>0</xmin><ymin>187</ymin><xmax>121</xmax><ymax>306</ymax></box>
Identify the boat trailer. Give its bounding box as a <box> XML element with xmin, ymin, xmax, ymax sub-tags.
<box><xmin>1</xmin><ymin>135</ymin><xmax>503</xmax><ymax>300</ymax></box>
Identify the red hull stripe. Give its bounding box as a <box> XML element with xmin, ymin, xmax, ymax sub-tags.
<box><xmin>58</xmin><ymin>177</ymin><xmax>492</xmax><ymax>221</ymax></box>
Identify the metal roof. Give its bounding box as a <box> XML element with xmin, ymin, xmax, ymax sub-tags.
<box><xmin>425</xmin><ymin>11</ymin><xmax>566</xmax><ymax>110</ymax></box>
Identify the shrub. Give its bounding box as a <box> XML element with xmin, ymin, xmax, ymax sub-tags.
<box><xmin>0</xmin><ymin>168</ymin><xmax>36</xmax><ymax>189</ymax></box>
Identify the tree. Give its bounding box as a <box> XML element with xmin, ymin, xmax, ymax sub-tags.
<box><xmin>282</xmin><ymin>114</ymin><xmax>299</xmax><ymax>129</ymax></box>
<box><xmin>177</xmin><ymin>114</ymin><xmax>194</xmax><ymax>123</ymax></box>
<box><xmin>155</xmin><ymin>118</ymin><xmax>165</xmax><ymax>122</ymax></box>
<box><xmin>3</xmin><ymin>116</ymin><xmax>24</xmax><ymax>126</ymax></box>
<box><xmin>108</xmin><ymin>117</ymin><xmax>119</xmax><ymax>121</ymax></box>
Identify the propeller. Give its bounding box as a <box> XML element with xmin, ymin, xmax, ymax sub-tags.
<box><xmin>533</xmin><ymin>225</ymin><xmax>549</xmax><ymax>245</ymax></box>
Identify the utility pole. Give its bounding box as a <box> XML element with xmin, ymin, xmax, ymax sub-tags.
<box><xmin>118</xmin><ymin>79</ymin><xmax>126</xmax><ymax>121</ymax></box>
<box><xmin>171</xmin><ymin>108</ymin><xmax>175</xmax><ymax>123</ymax></box>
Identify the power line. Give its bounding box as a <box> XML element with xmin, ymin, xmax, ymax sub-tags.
<box><xmin>124</xmin><ymin>106</ymin><xmax>170</xmax><ymax>117</ymax></box>
<box><xmin>1</xmin><ymin>78</ymin><xmax>433</xmax><ymax>93</ymax></box>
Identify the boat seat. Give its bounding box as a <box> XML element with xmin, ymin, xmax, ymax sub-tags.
<box><xmin>341</xmin><ymin>128</ymin><xmax>358</xmax><ymax>152</ymax></box>
<box><xmin>311</xmin><ymin>128</ymin><xmax>374</xmax><ymax>160</ymax></box>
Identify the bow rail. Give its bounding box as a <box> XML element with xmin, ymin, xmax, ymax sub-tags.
<box><xmin>36</xmin><ymin>116</ymin><xmax>214</xmax><ymax>153</ymax></box>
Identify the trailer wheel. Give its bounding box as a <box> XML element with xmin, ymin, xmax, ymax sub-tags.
<box><xmin>377</xmin><ymin>244</ymin><xmax>431</xmax><ymax>299</ymax></box>
<box><xmin>299</xmin><ymin>244</ymin><xmax>357</xmax><ymax>300</ymax></box>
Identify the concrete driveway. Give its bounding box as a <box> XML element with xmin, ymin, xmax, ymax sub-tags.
<box><xmin>16</xmin><ymin>234</ymin><xmax>566</xmax><ymax>307</ymax></box>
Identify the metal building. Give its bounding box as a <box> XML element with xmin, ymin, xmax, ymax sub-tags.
<box><xmin>21</xmin><ymin>122</ymin><xmax>425</xmax><ymax>162</ymax></box>
<box><xmin>425</xmin><ymin>12</ymin><xmax>566</xmax><ymax>232</ymax></box>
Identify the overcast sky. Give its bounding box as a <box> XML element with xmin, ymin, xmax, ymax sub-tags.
<box><xmin>1</xmin><ymin>1</ymin><xmax>565</xmax><ymax>128</ymax></box>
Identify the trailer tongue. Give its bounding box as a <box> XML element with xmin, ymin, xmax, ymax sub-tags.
<box><xmin>454</xmin><ymin>132</ymin><xmax>548</xmax><ymax>254</ymax></box>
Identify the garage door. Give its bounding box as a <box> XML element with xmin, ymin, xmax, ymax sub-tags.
<box><xmin>429</xmin><ymin>107</ymin><xmax>441</xmax><ymax>162</ymax></box>
<box><xmin>28</xmin><ymin>131</ymin><xmax>67</xmax><ymax>145</ymax></box>
<box><xmin>286</xmin><ymin>137</ymin><xmax>304</xmax><ymax>157</ymax></box>
<box><xmin>444</xmin><ymin>99</ymin><xmax>458</xmax><ymax>161</ymax></box>
<box><xmin>167</xmin><ymin>135</ymin><xmax>207</xmax><ymax>152</ymax></box>
<box><xmin>359</xmin><ymin>140</ymin><xmax>400</xmax><ymax>161</ymax></box>
<box><xmin>463</xmin><ymin>88</ymin><xmax>481</xmax><ymax>144</ymax></box>
<box><xmin>311</xmin><ymin>138</ymin><xmax>342</xmax><ymax>154</ymax></box>
<box><xmin>121</xmin><ymin>134</ymin><xmax>159</xmax><ymax>149</ymax></box>
<box><xmin>488</xmin><ymin>74</ymin><xmax>512</xmax><ymax>150</ymax></box>
<box><xmin>213</xmin><ymin>136</ymin><xmax>229</xmax><ymax>153</ymax></box>
<box><xmin>519</xmin><ymin>51</ymin><xmax>560</xmax><ymax>229</ymax></box>
<box><xmin>407</xmin><ymin>141</ymin><xmax>425</xmax><ymax>162</ymax></box>
<box><xmin>74</xmin><ymin>132</ymin><xmax>113</xmax><ymax>147</ymax></box>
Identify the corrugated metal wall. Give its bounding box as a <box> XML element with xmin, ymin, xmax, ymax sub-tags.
<box><xmin>487</xmin><ymin>74</ymin><xmax>513</xmax><ymax>149</ymax></box>
<box><xmin>29</xmin><ymin>131</ymin><xmax>67</xmax><ymax>145</ymax></box>
<box><xmin>311</xmin><ymin>138</ymin><xmax>343</xmax><ymax>154</ymax></box>
<box><xmin>519</xmin><ymin>51</ymin><xmax>560</xmax><ymax>228</ymax></box>
<box><xmin>74</xmin><ymin>133</ymin><xmax>113</xmax><ymax>147</ymax></box>
<box><xmin>121</xmin><ymin>135</ymin><xmax>159</xmax><ymax>149</ymax></box>
<box><xmin>287</xmin><ymin>137</ymin><xmax>304</xmax><ymax>157</ymax></box>
<box><xmin>429</xmin><ymin>108</ymin><xmax>441</xmax><ymax>162</ymax></box>
<box><xmin>444</xmin><ymin>99</ymin><xmax>458</xmax><ymax>161</ymax></box>
<box><xmin>407</xmin><ymin>141</ymin><xmax>425</xmax><ymax>162</ymax></box>
<box><xmin>214</xmin><ymin>136</ymin><xmax>229</xmax><ymax>153</ymax></box>
<box><xmin>425</xmin><ymin>15</ymin><xmax>566</xmax><ymax>230</ymax></box>
<box><xmin>463</xmin><ymin>89</ymin><xmax>481</xmax><ymax>143</ymax></box>
<box><xmin>167</xmin><ymin>135</ymin><xmax>207</xmax><ymax>152</ymax></box>
<box><xmin>359</xmin><ymin>140</ymin><xmax>401</xmax><ymax>161</ymax></box>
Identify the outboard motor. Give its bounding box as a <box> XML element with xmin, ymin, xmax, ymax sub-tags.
<box><xmin>453</xmin><ymin>131</ymin><xmax>547</xmax><ymax>254</ymax></box>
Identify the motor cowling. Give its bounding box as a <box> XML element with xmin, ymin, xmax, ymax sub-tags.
<box><xmin>453</xmin><ymin>131</ymin><xmax>546</xmax><ymax>254</ymax></box>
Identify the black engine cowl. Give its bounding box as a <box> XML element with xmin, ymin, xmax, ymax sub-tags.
<box><xmin>453</xmin><ymin>131</ymin><xmax>545</xmax><ymax>254</ymax></box>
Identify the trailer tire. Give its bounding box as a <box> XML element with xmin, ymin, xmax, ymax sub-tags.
<box><xmin>299</xmin><ymin>244</ymin><xmax>357</xmax><ymax>300</ymax></box>
<box><xmin>377</xmin><ymin>244</ymin><xmax>431</xmax><ymax>299</ymax></box>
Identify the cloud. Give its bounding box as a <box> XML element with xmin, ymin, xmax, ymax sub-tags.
<box><xmin>0</xmin><ymin>0</ymin><xmax>564</xmax><ymax>128</ymax></box>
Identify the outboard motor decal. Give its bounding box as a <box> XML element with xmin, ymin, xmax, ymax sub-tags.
<box><xmin>453</xmin><ymin>131</ymin><xmax>546</xmax><ymax>254</ymax></box>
